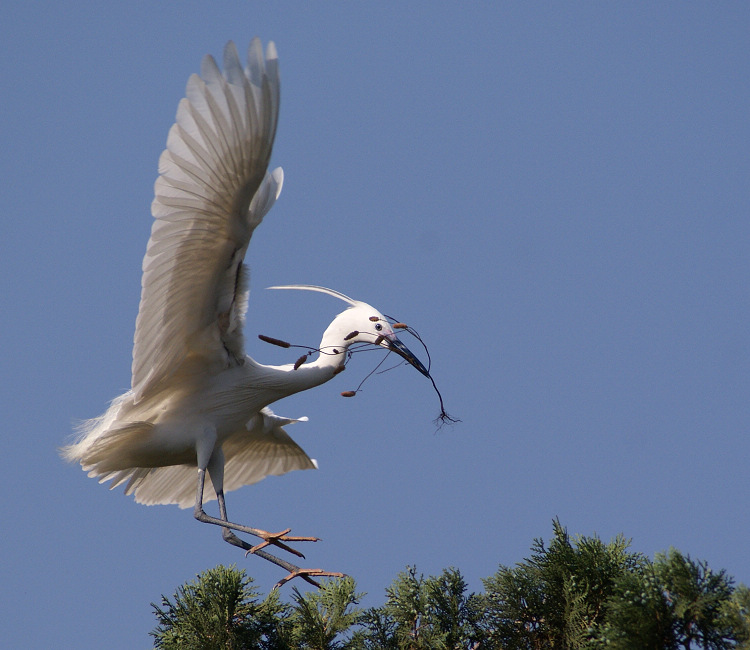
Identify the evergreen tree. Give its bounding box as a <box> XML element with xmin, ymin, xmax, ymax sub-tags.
<box><xmin>721</xmin><ymin>583</ymin><xmax>750</xmax><ymax>649</ymax></box>
<box><xmin>287</xmin><ymin>577</ymin><xmax>363</xmax><ymax>649</ymax></box>
<box><xmin>149</xmin><ymin>524</ymin><xmax>750</xmax><ymax>649</ymax></box>
<box><xmin>480</xmin><ymin>519</ymin><xmax>643</xmax><ymax>649</ymax></box>
<box><xmin>593</xmin><ymin>561</ymin><xmax>677</xmax><ymax>650</ymax></box>
<box><xmin>423</xmin><ymin>567</ymin><xmax>483</xmax><ymax>648</ymax></box>
<box><xmin>351</xmin><ymin>566</ymin><xmax>481</xmax><ymax>650</ymax></box>
<box><xmin>657</xmin><ymin>548</ymin><xmax>735</xmax><ymax>649</ymax></box>
<box><xmin>150</xmin><ymin>564</ymin><xmax>288</xmax><ymax>650</ymax></box>
<box><xmin>349</xmin><ymin>607</ymin><xmax>399</xmax><ymax>650</ymax></box>
<box><xmin>596</xmin><ymin>549</ymin><xmax>742</xmax><ymax>649</ymax></box>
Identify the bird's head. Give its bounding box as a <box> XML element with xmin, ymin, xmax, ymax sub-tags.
<box><xmin>327</xmin><ymin>302</ymin><xmax>430</xmax><ymax>377</ymax></box>
<box><xmin>266</xmin><ymin>284</ymin><xmax>456</xmax><ymax>425</ymax></box>
<box><xmin>268</xmin><ymin>285</ymin><xmax>429</xmax><ymax>377</ymax></box>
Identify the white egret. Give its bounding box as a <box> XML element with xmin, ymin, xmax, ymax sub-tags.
<box><xmin>61</xmin><ymin>39</ymin><xmax>436</xmax><ymax>588</ymax></box>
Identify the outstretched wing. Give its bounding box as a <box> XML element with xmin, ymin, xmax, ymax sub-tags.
<box><xmin>132</xmin><ymin>39</ymin><xmax>282</xmax><ymax>401</ymax></box>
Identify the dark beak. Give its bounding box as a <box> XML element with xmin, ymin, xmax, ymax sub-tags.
<box><xmin>386</xmin><ymin>337</ymin><xmax>430</xmax><ymax>377</ymax></box>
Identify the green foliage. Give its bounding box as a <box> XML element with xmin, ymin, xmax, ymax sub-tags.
<box><xmin>351</xmin><ymin>566</ymin><xmax>481</xmax><ymax>649</ymax></box>
<box><xmin>721</xmin><ymin>583</ymin><xmax>750</xmax><ymax>649</ymax></box>
<box><xmin>349</xmin><ymin>607</ymin><xmax>399</xmax><ymax>650</ymax></box>
<box><xmin>150</xmin><ymin>523</ymin><xmax>750</xmax><ymax>650</ymax></box>
<box><xmin>595</xmin><ymin>548</ymin><xmax>740</xmax><ymax>649</ymax></box>
<box><xmin>593</xmin><ymin>562</ymin><xmax>676</xmax><ymax>650</ymax></box>
<box><xmin>287</xmin><ymin>577</ymin><xmax>364</xmax><ymax>649</ymax></box>
<box><xmin>480</xmin><ymin>518</ymin><xmax>643</xmax><ymax>649</ymax></box>
<box><xmin>424</xmin><ymin>567</ymin><xmax>483</xmax><ymax>648</ymax></box>
<box><xmin>656</xmin><ymin>548</ymin><xmax>736</xmax><ymax>649</ymax></box>
<box><xmin>150</xmin><ymin>564</ymin><xmax>287</xmax><ymax>649</ymax></box>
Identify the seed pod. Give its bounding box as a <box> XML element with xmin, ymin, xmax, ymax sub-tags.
<box><xmin>341</xmin><ymin>391</ymin><xmax>356</xmax><ymax>397</ymax></box>
<box><xmin>258</xmin><ymin>334</ymin><xmax>291</xmax><ymax>348</ymax></box>
<box><xmin>344</xmin><ymin>331</ymin><xmax>359</xmax><ymax>341</ymax></box>
<box><xmin>393</xmin><ymin>323</ymin><xmax>408</xmax><ymax>329</ymax></box>
<box><xmin>374</xmin><ymin>335</ymin><xmax>385</xmax><ymax>346</ymax></box>
<box><xmin>369</xmin><ymin>316</ymin><xmax>380</xmax><ymax>322</ymax></box>
<box><xmin>294</xmin><ymin>355</ymin><xmax>307</xmax><ymax>370</ymax></box>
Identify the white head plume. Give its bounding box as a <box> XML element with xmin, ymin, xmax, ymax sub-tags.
<box><xmin>267</xmin><ymin>285</ymin><xmax>359</xmax><ymax>307</ymax></box>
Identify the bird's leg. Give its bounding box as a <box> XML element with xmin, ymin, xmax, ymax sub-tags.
<box><xmin>192</xmin><ymin>468</ymin><xmax>317</xmax><ymax>557</ymax></box>
<box><xmin>192</xmin><ymin>468</ymin><xmax>345</xmax><ymax>588</ymax></box>
<box><xmin>215</xmin><ymin>488</ymin><xmax>255</xmax><ymax>551</ymax></box>
<box><xmin>215</xmin><ymin>487</ymin><xmax>306</xmax><ymax>558</ymax></box>
<box><xmin>216</xmin><ymin>488</ymin><xmax>345</xmax><ymax>589</ymax></box>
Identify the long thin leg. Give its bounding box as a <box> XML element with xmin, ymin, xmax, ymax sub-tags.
<box><xmin>215</xmin><ymin>488</ymin><xmax>297</xmax><ymax>557</ymax></box>
<box><xmin>192</xmin><ymin>468</ymin><xmax>317</xmax><ymax>556</ymax></box>
<box><xmin>193</xmin><ymin>467</ymin><xmax>344</xmax><ymax>588</ymax></box>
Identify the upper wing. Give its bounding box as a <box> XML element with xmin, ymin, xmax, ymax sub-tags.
<box><xmin>132</xmin><ymin>39</ymin><xmax>282</xmax><ymax>400</ymax></box>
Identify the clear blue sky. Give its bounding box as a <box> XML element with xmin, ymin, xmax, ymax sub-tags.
<box><xmin>2</xmin><ymin>3</ymin><xmax>749</xmax><ymax>647</ymax></box>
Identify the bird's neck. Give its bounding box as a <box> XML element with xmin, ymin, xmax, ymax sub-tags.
<box><xmin>290</xmin><ymin>352</ymin><xmax>343</xmax><ymax>389</ymax></box>
<box><xmin>249</xmin><ymin>314</ymin><xmax>360</xmax><ymax>403</ymax></box>
<box><xmin>261</xmin><ymin>329</ymin><xmax>349</xmax><ymax>398</ymax></box>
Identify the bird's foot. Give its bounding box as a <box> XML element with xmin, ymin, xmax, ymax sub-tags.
<box><xmin>273</xmin><ymin>567</ymin><xmax>347</xmax><ymax>590</ymax></box>
<box><xmin>244</xmin><ymin>527</ymin><xmax>320</xmax><ymax>559</ymax></box>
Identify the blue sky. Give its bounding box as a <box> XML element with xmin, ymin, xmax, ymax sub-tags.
<box><xmin>3</xmin><ymin>3</ymin><xmax>749</xmax><ymax>647</ymax></box>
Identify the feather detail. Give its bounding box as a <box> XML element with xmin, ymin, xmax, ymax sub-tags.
<box><xmin>121</xmin><ymin>409</ymin><xmax>315</xmax><ymax>508</ymax></box>
<box><xmin>132</xmin><ymin>39</ymin><xmax>281</xmax><ymax>402</ymax></box>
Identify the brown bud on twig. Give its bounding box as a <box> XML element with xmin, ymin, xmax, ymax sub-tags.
<box><xmin>344</xmin><ymin>331</ymin><xmax>359</xmax><ymax>341</ymax></box>
<box><xmin>258</xmin><ymin>334</ymin><xmax>291</xmax><ymax>348</ymax></box>
<box><xmin>341</xmin><ymin>391</ymin><xmax>357</xmax><ymax>397</ymax></box>
<box><xmin>393</xmin><ymin>323</ymin><xmax>408</xmax><ymax>329</ymax></box>
<box><xmin>293</xmin><ymin>355</ymin><xmax>307</xmax><ymax>370</ymax></box>
<box><xmin>373</xmin><ymin>335</ymin><xmax>385</xmax><ymax>346</ymax></box>
<box><xmin>369</xmin><ymin>316</ymin><xmax>380</xmax><ymax>322</ymax></box>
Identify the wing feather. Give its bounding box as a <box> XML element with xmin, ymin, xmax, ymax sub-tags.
<box><xmin>115</xmin><ymin>408</ymin><xmax>316</xmax><ymax>508</ymax></box>
<box><xmin>221</xmin><ymin>410</ymin><xmax>316</xmax><ymax>496</ymax></box>
<box><xmin>132</xmin><ymin>39</ymin><xmax>281</xmax><ymax>400</ymax></box>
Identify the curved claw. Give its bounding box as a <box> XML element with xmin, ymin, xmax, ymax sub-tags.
<box><xmin>273</xmin><ymin>568</ymin><xmax>348</xmax><ymax>590</ymax></box>
<box><xmin>244</xmin><ymin>528</ymin><xmax>320</xmax><ymax>559</ymax></box>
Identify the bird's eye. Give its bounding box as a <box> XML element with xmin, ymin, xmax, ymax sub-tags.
<box><xmin>375</xmin><ymin>323</ymin><xmax>383</xmax><ymax>331</ymax></box>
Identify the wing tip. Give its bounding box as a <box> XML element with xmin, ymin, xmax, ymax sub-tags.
<box><xmin>266</xmin><ymin>40</ymin><xmax>278</xmax><ymax>62</ymax></box>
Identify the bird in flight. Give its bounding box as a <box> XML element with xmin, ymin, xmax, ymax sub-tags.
<box><xmin>61</xmin><ymin>39</ymin><xmax>439</xmax><ymax>588</ymax></box>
